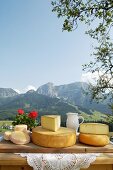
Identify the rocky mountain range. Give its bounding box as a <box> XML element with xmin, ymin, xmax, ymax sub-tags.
<box><xmin>0</xmin><ymin>88</ymin><xmax>18</xmax><ymax>98</ymax></box>
<box><xmin>37</xmin><ymin>82</ymin><xmax>87</xmax><ymax>98</ymax></box>
<box><xmin>0</xmin><ymin>82</ymin><xmax>112</xmax><ymax>121</ymax></box>
<box><xmin>37</xmin><ymin>82</ymin><xmax>111</xmax><ymax>114</ymax></box>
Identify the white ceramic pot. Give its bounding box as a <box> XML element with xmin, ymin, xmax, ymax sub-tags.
<box><xmin>66</xmin><ymin>112</ymin><xmax>84</xmax><ymax>132</ymax></box>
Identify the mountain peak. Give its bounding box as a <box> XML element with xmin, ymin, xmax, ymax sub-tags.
<box><xmin>26</xmin><ymin>89</ymin><xmax>35</xmax><ymax>94</ymax></box>
<box><xmin>37</xmin><ymin>82</ymin><xmax>57</xmax><ymax>97</ymax></box>
<box><xmin>37</xmin><ymin>82</ymin><xmax>88</xmax><ymax>98</ymax></box>
<box><xmin>0</xmin><ymin>88</ymin><xmax>18</xmax><ymax>97</ymax></box>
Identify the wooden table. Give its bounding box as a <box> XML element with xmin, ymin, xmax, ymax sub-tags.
<box><xmin>0</xmin><ymin>139</ymin><xmax>113</xmax><ymax>153</ymax></box>
<box><xmin>0</xmin><ymin>140</ymin><xmax>113</xmax><ymax>170</ymax></box>
<box><xmin>0</xmin><ymin>153</ymin><xmax>112</xmax><ymax>170</ymax></box>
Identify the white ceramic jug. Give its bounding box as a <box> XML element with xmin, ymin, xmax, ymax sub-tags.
<box><xmin>66</xmin><ymin>112</ymin><xmax>84</xmax><ymax>132</ymax></box>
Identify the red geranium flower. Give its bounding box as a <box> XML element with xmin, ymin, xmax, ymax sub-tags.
<box><xmin>13</xmin><ymin>109</ymin><xmax>39</xmax><ymax>129</ymax></box>
<box><xmin>18</xmin><ymin>109</ymin><xmax>24</xmax><ymax>115</ymax></box>
<box><xmin>28</xmin><ymin>111</ymin><xmax>38</xmax><ymax>119</ymax></box>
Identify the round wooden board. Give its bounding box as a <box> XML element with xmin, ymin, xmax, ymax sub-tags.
<box><xmin>32</xmin><ymin>126</ymin><xmax>76</xmax><ymax>148</ymax></box>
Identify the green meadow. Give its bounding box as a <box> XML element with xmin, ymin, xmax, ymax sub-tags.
<box><xmin>0</xmin><ymin>121</ymin><xmax>13</xmax><ymax>133</ymax></box>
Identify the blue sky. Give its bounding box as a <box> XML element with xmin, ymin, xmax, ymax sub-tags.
<box><xmin>0</xmin><ymin>0</ymin><xmax>93</xmax><ymax>92</ymax></box>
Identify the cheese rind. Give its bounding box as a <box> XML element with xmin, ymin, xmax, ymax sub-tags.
<box><xmin>14</xmin><ymin>124</ymin><xmax>27</xmax><ymax>132</ymax></box>
<box><xmin>32</xmin><ymin>126</ymin><xmax>76</xmax><ymax>148</ymax></box>
<box><xmin>79</xmin><ymin>133</ymin><xmax>109</xmax><ymax>146</ymax></box>
<box><xmin>41</xmin><ymin>115</ymin><xmax>61</xmax><ymax>132</ymax></box>
<box><xmin>10</xmin><ymin>131</ymin><xmax>30</xmax><ymax>145</ymax></box>
<box><xmin>4</xmin><ymin>131</ymin><xmax>12</xmax><ymax>140</ymax></box>
<box><xmin>80</xmin><ymin>123</ymin><xmax>109</xmax><ymax>135</ymax></box>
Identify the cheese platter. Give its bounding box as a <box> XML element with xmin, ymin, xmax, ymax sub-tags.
<box><xmin>1</xmin><ymin>114</ymin><xmax>113</xmax><ymax>153</ymax></box>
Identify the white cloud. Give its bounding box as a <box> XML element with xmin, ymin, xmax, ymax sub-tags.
<box><xmin>81</xmin><ymin>71</ymin><xmax>103</xmax><ymax>84</ymax></box>
<box><xmin>81</xmin><ymin>71</ymin><xmax>113</xmax><ymax>85</ymax></box>
<box><xmin>22</xmin><ymin>85</ymin><xmax>37</xmax><ymax>93</ymax></box>
<box><xmin>14</xmin><ymin>85</ymin><xmax>37</xmax><ymax>94</ymax></box>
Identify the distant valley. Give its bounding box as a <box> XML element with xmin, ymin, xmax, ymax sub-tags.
<box><xmin>0</xmin><ymin>82</ymin><xmax>112</xmax><ymax>124</ymax></box>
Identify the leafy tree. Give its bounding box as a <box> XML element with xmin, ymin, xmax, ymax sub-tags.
<box><xmin>52</xmin><ymin>0</ymin><xmax>113</xmax><ymax>107</ymax></box>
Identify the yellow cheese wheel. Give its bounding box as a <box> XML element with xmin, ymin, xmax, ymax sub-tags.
<box><xmin>80</xmin><ymin>123</ymin><xmax>109</xmax><ymax>135</ymax></box>
<box><xmin>4</xmin><ymin>131</ymin><xmax>12</xmax><ymax>140</ymax></box>
<box><xmin>10</xmin><ymin>131</ymin><xmax>30</xmax><ymax>145</ymax></box>
<box><xmin>32</xmin><ymin>126</ymin><xmax>76</xmax><ymax>148</ymax></box>
<box><xmin>79</xmin><ymin>133</ymin><xmax>109</xmax><ymax>146</ymax></box>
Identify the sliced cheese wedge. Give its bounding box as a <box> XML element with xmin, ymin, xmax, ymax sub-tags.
<box><xmin>41</xmin><ymin>115</ymin><xmax>61</xmax><ymax>132</ymax></box>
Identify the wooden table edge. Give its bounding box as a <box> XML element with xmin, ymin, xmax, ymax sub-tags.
<box><xmin>0</xmin><ymin>153</ymin><xmax>112</xmax><ymax>165</ymax></box>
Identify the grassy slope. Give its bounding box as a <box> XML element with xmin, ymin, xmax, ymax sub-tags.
<box><xmin>0</xmin><ymin>121</ymin><xmax>12</xmax><ymax>126</ymax></box>
<box><xmin>0</xmin><ymin>121</ymin><xmax>12</xmax><ymax>133</ymax></box>
<box><xmin>80</xmin><ymin>111</ymin><xmax>108</xmax><ymax>122</ymax></box>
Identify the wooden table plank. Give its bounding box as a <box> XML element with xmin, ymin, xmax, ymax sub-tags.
<box><xmin>0</xmin><ymin>153</ymin><xmax>113</xmax><ymax>165</ymax></box>
<box><xmin>92</xmin><ymin>153</ymin><xmax>113</xmax><ymax>164</ymax></box>
<box><xmin>85</xmin><ymin>144</ymin><xmax>113</xmax><ymax>153</ymax></box>
<box><xmin>0</xmin><ymin>153</ymin><xmax>27</xmax><ymax>165</ymax></box>
<box><xmin>81</xmin><ymin>165</ymin><xmax>112</xmax><ymax>170</ymax></box>
<box><xmin>0</xmin><ymin>140</ymin><xmax>113</xmax><ymax>153</ymax></box>
<box><xmin>0</xmin><ymin>140</ymin><xmax>86</xmax><ymax>153</ymax></box>
<box><xmin>0</xmin><ymin>153</ymin><xmax>113</xmax><ymax>170</ymax></box>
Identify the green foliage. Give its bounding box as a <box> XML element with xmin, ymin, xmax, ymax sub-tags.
<box><xmin>52</xmin><ymin>0</ymin><xmax>113</xmax><ymax>33</ymax></box>
<box><xmin>12</xmin><ymin>109</ymin><xmax>38</xmax><ymax>130</ymax></box>
<box><xmin>12</xmin><ymin>114</ymin><xmax>38</xmax><ymax>130</ymax></box>
<box><xmin>52</xmin><ymin>0</ymin><xmax>113</xmax><ymax>107</ymax></box>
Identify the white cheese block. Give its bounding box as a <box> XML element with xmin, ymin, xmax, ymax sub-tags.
<box><xmin>14</xmin><ymin>124</ymin><xmax>27</xmax><ymax>132</ymax></box>
<box><xmin>41</xmin><ymin>115</ymin><xmax>61</xmax><ymax>132</ymax></box>
<box><xmin>4</xmin><ymin>131</ymin><xmax>12</xmax><ymax>140</ymax></box>
<box><xmin>80</xmin><ymin>123</ymin><xmax>109</xmax><ymax>135</ymax></box>
<box><xmin>10</xmin><ymin>131</ymin><xmax>30</xmax><ymax>145</ymax></box>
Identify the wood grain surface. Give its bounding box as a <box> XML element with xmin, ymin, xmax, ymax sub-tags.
<box><xmin>0</xmin><ymin>153</ymin><xmax>113</xmax><ymax>170</ymax></box>
<box><xmin>0</xmin><ymin>139</ymin><xmax>113</xmax><ymax>153</ymax></box>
